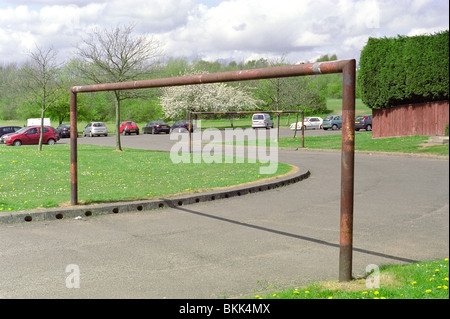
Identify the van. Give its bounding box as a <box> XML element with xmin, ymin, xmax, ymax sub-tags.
<box><xmin>322</xmin><ymin>115</ymin><xmax>342</xmax><ymax>130</ymax></box>
<box><xmin>252</xmin><ymin>113</ymin><xmax>274</xmax><ymax>129</ymax></box>
<box><xmin>27</xmin><ymin>118</ymin><xmax>51</xmax><ymax>127</ymax></box>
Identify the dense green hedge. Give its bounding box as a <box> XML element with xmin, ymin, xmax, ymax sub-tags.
<box><xmin>359</xmin><ymin>30</ymin><xmax>449</xmax><ymax>109</ymax></box>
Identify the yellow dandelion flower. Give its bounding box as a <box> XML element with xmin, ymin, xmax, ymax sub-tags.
<box><xmin>411</xmin><ymin>281</ymin><xmax>417</xmax><ymax>285</ymax></box>
<box><xmin>328</xmin><ymin>296</ymin><xmax>333</xmax><ymax>299</ymax></box>
<box><xmin>443</xmin><ymin>285</ymin><xmax>448</xmax><ymax>290</ymax></box>
<box><xmin>435</xmin><ymin>269</ymin><xmax>440</xmax><ymax>272</ymax></box>
<box><xmin>374</xmin><ymin>291</ymin><xmax>379</xmax><ymax>295</ymax></box>
<box><xmin>254</xmin><ymin>295</ymin><xmax>259</xmax><ymax>299</ymax></box>
<box><xmin>304</xmin><ymin>290</ymin><xmax>310</xmax><ymax>294</ymax></box>
<box><xmin>272</xmin><ymin>294</ymin><xmax>277</xmax><ymax>297</ymax></box>
<box><xmin>293</xmin><ymin>290</ymin><xmax>299</xmax><ymax>295</ymax></box>
<box><xmin>362</xmin><ymin>291</ymin><xmax>368</xmax><ymax>294</ymax></box>
<box><xmin>444</xmin><ymin>277</ymin><xmax>449</xmax><ymax>281</ymax></box>
<box><xmin>425</xmin><ymin>289</ymin><xmax>432</xmax><ymax>293</ymax></box>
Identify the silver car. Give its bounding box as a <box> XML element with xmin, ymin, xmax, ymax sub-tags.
<box><xmin>83</xmin><ymin>122</ymin><xmax>108</xmax><ymax>137</ymax></box>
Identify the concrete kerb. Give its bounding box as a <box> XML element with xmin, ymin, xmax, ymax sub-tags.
<box><xmin>0</xmin><ymin>167</ymin><xmax>310</xmax><ymax>224</ymax></box>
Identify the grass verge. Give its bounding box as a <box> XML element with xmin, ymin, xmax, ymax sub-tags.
<box><xmin>252</xmin><ymin>258</ymin><xmax>449</xmax><ymax>299</ymax></box>
<box><xmin>279</xmin><ymin>133</ymin><xmax>449</xmax><ymax>157</ymax></box>
<box><xmin>0</xmin><ymin>144</ymin><xmax>292</xmax><ymax>212</ymax></box>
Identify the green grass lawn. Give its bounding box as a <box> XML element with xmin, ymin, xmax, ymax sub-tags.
<box><xmin>278</xmin><ymin>132</ymin><xmax>449</xmax><ymax>156</ymax></box>
<box><xmin>0</xmin><ymin>144</ymin><xmax>292</xmax><ymax>212</ymax></box>
<box><xmin>252</xmin><ymin>258</ymin><xmax>449</xmax><ymax>299</ymax></box>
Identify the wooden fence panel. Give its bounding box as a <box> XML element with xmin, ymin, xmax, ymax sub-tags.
<box><xmin>373</xmin><ymin>101</ymin><xmax>449</xmax><ymax>138</ymax></box>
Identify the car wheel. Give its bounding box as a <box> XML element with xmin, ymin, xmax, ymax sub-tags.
<box><xmin>89</xmin><ymin>131</ymin><xmax>93</xmax><ymax>137</ymax></box>
<box><xmin>366</xmin><ymin>124</ymin><xmax>372</xmax><ymax>131</ymax></box>
<box><xmin>355</xmin><ymin>128</ymin><xmax>360</xmax><ymax>131</ymax></box>
<box><xmin>151</xmin><ymin>128</ymin><xmax>155</xmax><ymax>134</ymax></box>
<box><xmin>13</xmin><ymin>140</ymin><xmax>22</xmax><ymax>146</ymax></box>
<box><xmin>47</xmin><ymin>139</ymin><xmax>56</xmax><ymax>145</ymax></box>
<box><xmin>332</xmin><ymin>124</ymin><xmax>338</xmax><ymax>130</ymax></box>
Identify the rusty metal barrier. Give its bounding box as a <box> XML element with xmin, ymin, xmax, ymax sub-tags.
<box><xmin>70</xmin><ymin>59</ymin><xmax>356</xmax><ymax>281</ymax></box>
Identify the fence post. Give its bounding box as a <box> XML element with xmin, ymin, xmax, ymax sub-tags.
<box><xmin>70</xmin><ymin>90</ymin><xmax>78</xmax><ymax>206</ymax></box>
<box><xmin>339</xmin><ymin>59</ymin><xmax>356</xmax><ymax>282</ymax></box>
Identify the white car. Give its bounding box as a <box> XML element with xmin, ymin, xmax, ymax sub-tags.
<box><xmin>290</xmin><ymin>117</ymin><xmax>323</xmax><ymax>130</ymax></box>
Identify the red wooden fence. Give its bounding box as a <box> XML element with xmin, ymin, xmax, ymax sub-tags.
<box><xmin>372</xmin><ymin>100</ymin><xmax>449</xmax><ymax>138</ymax></box>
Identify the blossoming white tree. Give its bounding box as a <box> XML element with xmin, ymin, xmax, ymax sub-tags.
<box><xmin>160</xmin><ymin>72</ymin><xmax>260</xmax><ymax>119</ymax></box>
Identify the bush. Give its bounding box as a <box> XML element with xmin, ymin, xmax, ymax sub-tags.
<box><xmin>359</xmin><ymin>30</ymin><xmax>449</xmax><ymax>109</ymax></box>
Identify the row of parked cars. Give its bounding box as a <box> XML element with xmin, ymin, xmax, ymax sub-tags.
<box><xmin>78</xmin><ymin>120</ymin><xmax>194</xmax><ymax>137</ymax></box>
<box><xmin>289</xmin><ymin>114</ymin><xmax>372</xmax><ymax>131</ymax></box>
<box><xmin>1</xmin><ymin>114</ymin><xmax>373</xmax><ymax>146</ymax></box>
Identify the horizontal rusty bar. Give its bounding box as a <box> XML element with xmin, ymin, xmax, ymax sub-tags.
<box><xmin>71</xmin><ymin>60</ymin><xmax>351</xmax><ymax>94</ymax></box>
<box><xmin>190</xmin><ymin>110</ymin><xmax>303</xmax><ymax>115</ymax></box>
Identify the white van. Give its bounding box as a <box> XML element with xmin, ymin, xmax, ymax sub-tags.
<box><xmin>27</xmin><ymin>118</ymin><xmax>51</xmax><ymax>127</ymax></box>
<box><xmin>252</xmin><ymin>113</ymin><xmax>274</xmax><ymax>129</ymax></box>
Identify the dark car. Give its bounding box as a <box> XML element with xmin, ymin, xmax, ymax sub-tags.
<box><xmin>170</xmin><ymin>120</ymin><xmax>196</xmax><ymax>133</ymax></box>
<box><xmin>2</xmin><ymin>126</ymin><xmax>59</xmax><ymax>146</ymax></box>
<box><xmin>0</xmin><ymin>126</ymin><xmax>22</xmax><ymax>144</ymax></box>
<box><xmin>56</xmin><ymin>123</ymin><xmax>71</xmax><ymax>138</ymax></box>
<box><xmin>355</xmin><ymin>114</ymin><xmax>372</xmax><ymax>131</ymax></box>
<box><xmin>0</xmin><ymin>125</ymin><xmax>22</xmax><ymax>137</ymax></box>
<box><xmin>143</xmin><ymin>121</ymin><xmax>171</xmax><ymax>134</ymax></box>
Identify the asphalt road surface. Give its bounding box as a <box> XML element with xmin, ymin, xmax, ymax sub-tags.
<box><xmin>0</xmin><ymin>128</ymin><xmax>448</xmax><ymax>299</ymax></box>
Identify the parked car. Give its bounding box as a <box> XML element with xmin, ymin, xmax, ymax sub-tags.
<box><xmin>83</xmin><ymin>122</ymin><xmax>108</xmax><ymax>137</ymax></box>
<box><xmin>322</xmin><ymin>115</ymin><xmax>342</xmax><ymax>130</ymax></box>
<box><xmin>252</xmin><ymin>113</ymin><xmax>274</xmax><ymax>129</ymax></box>
<box><xmin>355</xmin><ymin>114</ymin><xmax>372</xmax><ymax>131</ymax></box>
<box><xmin>2</xmin><ymin>126</ymin><xmax>59</xmax><ymax>146</ymax></box>
<box><xmin>119</xmin><ymin>121</ymin><xmax>139</xmax><ymax>135</ymax></box>
<box><xmin>0</xmin><ymin>126</ymin><xmax>22</xmax><ymax>143</ymax></box>
<box><xmin>170</xmin><ymin>120</ymin><xmax>195</xmax><ymax>133</ymax></box>
<box><xmin>143</xmin><ymin>121</ymin><xmax>171</xmax><ymax>134</ymax></box>
<box><xmin>48</xmin><ymin>126</ymin><xmax>61</xmax><ymax>140</ymax></box>
<box><xmin>56</xmin><ymin>123</ymin><xmax>71</xmax><ymax>138</ymax></box>
<box><xmin>290</xmin><ymin>117</ymin><xmax>323</xmax><ymax>130</ymax></box>
<box><xmin>0</xmin><ymin>125</ymin><xmax>22</xmax><ymax>137</ymax></box>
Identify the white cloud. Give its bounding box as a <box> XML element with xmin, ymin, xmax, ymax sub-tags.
<box><xmin>0</xmin><ymin>0</ymin><xmax>448</xmax><ymax>65</ymax></box>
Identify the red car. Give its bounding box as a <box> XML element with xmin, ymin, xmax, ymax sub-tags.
<box><xmin>119</xmin><ymin>121</ymin><xmax>139</xmax><ymax>135</ymax></box>
<box><xmin>3</xmin><ymin>126</ymin><xmax>59</xmax><ymax>146</ymax></box>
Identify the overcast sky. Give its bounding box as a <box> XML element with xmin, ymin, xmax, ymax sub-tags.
<box><xmin>0</xmin><ymin>0</ymin><xmax>448</xmax><ymax>66</ymax></box>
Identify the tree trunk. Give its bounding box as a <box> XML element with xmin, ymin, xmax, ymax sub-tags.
<box><xmin>38</xmin><ymin>107</ymin><xmax>45</xmax><ymax>151</ymax></box>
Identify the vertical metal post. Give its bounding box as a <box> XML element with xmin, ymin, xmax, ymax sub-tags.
<box><xmin>189</xmin><ymin>112</ymin><xmax>192</xmax><ymax>154</ymax></box>
<box><xmin>276</xmin><ymin>114</ymin><xmax>280</xmax><ymax>142</ymax></box>
<box><xmin>70</xmin><ymin>90</ymin><xmax>78</xmax><ymax>205</ymax></box>
<box><xmin>301</xmin><ymin>110</ymin><xmax>305</xmax><ymax>148</ymax></box>
<box><xmin>339</xmin><ymin>59</ymin><xmax>356</xmax><ymax>282</ymax></box>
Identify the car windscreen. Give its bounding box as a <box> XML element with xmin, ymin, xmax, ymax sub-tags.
<box><xmin>14</xmin><ymin>127</ymin><xmax>28</xmax><ymax>134</ymax></box>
